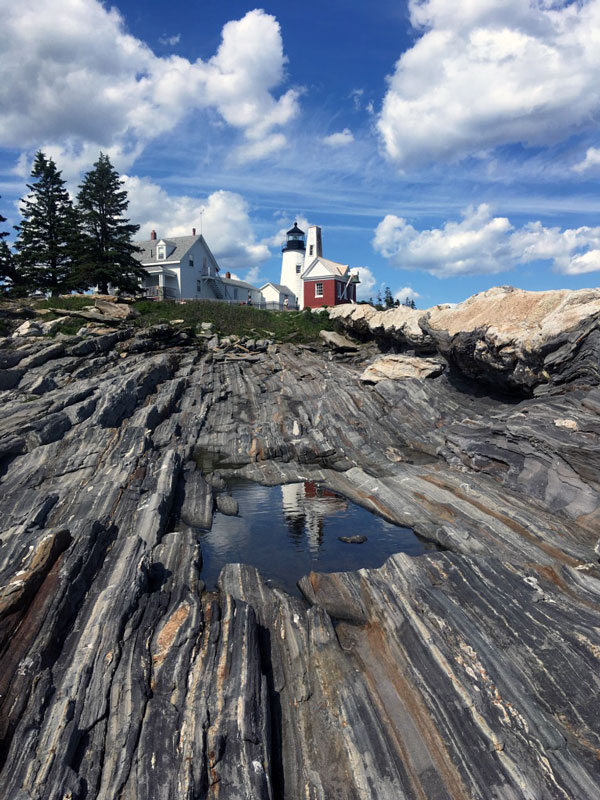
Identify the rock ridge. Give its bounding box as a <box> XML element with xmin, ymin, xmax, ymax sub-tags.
<box><xmin>0</xmin><ymin>293</ymin><xmax>598</xmax><ymax>798</ymax></box>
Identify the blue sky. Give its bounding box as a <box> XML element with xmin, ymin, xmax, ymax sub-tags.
<box><xmin>2</xmin><ymin>0</ymin><xmax>600</xmax><ymax>306</ymax></box>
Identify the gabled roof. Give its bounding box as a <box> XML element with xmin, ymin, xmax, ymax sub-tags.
<box><xmin>260</xmin><ymin>282</ymin><xmax>295</xmax><ymax>296</ymax></box>
<box><xmin>221</xmin><ymin>276</ymin><xmax>259</xmax><ymax>291</ymax></box>
<box><xmin>302</xmin><ymin>257</ymin><xmax>349</xmax><ymax>279</ymax></box>
<box><xmin>134</xmin><ymin>234</ymin><xmax>220</xmax><ymax>269</ymax></box>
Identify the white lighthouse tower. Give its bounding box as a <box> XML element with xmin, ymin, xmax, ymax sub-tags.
<box><xmin>280</xmin><ymin>222</ymin><xmax>306</xmax><ymax>305</ymax></box>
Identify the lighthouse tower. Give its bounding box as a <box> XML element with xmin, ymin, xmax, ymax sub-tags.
<box><xmin>280</xmin><ymin>222</ymin><xmax>305</xmax><ymax>304</ymax></box>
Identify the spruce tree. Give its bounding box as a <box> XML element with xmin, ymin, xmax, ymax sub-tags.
<box><xmin>75</xmin><ymin>154</ymin><xmax>143</xmax><ymax>294</ymax></box>
<box><xmin>0</xmin><ymin>200</ymin><xmax>17</xmax><ymax>295</ymax></box>
<box><xmin>14</xmin><ymin>152</ymin><xmax>79</xmax><ymax>296</ymax></box>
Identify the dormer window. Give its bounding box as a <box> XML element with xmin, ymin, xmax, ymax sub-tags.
<box><xmin>157</xmin><ymin>245</ymin><xmax>166</xmax><ymax>260</ymax></box>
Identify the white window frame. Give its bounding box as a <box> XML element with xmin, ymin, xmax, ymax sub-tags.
<box><xmin>157</xmin><ymin>246</ymin><xmax>166</xmax><ymax>260</ymax></box>
<box><xmin>315</xmin><ymin>282</ymin><xmax>324</xmax><ymax>297</ymax></box>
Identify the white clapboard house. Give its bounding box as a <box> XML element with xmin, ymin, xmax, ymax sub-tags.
<box><xmin>134</xmin><ymin>229</ymin><xmax>228</xmax><ymax>301</ymax></box>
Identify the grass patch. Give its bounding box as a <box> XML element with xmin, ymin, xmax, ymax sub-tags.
<box><xmin>131</xmin><ymin>300</ymin><xmax>336</xmax><ymax>343</ymax></box>
<box><xmin>32</xmin><ymin>297</ymin><xmax>339</xmax><ymax>344</ymax></box>
<box><xmin>38</xmin><ymin>296</ymin><xmax>95</xmax><ymax>311</ymax></box>
<box><xmin>49</xmin><ymin>320</ymin><xmax>85</xmax><ymax>337</ymax></box>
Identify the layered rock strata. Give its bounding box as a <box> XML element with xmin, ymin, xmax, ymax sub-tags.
<box><xmin>0</xmin><ymin>293</ymin><xmax>598</xmax><ymax>799</ymax></box>
<box><xmin>329</xmin><ymin>285</ymin><xmax>600</xmax><ymax>393</ymax></box>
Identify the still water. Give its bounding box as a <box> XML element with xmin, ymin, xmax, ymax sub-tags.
<box><xmin>197</xmin><ymin>478</ymin><xmax>427</xmax><ymax>596</ymax></box>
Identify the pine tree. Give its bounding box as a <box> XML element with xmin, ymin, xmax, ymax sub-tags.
<box><xmin>0</xmin><ymin>201</ymin><xmax>19</xmax><ymax>296</ymax></box>
<box><xmin>75</xmin><ymin>153</ymin><xmax>143</xmax><ymax>294</ymax></box>
<box><xmin>14</xmin><ymin>152</ymin><xmax>79</xmax><ymax>296</ymax></box>
<box><xmin>383</xmin><ymin>286</ymin><xmax>395</xmax><ymax>309</ymax></box>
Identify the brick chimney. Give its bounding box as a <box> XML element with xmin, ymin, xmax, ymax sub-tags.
<box><xmin>150</xmin><ymin>230</ymin><xmax>157</xmax><ymax>240</ymax></box>
<box><xmin>192</xmin><ymin>227</ymin><xmax>196</xmax><ymax>236</ymax></box>
<box><xmin>225</xmin><ymin>271</ymin><xmax>231</xmax><ymax>279</ymax></box>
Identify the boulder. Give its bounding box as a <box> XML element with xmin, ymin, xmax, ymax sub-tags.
<box><xmin>216</xmin><ymin>494</ymin><xmax>239</xmax><ymax>516</ymax></box>
<box><xmin>12</xmin><ymin>320</ymin><xmax>43</xmax><ymax>338</ymax></box>
<box><xmin>319</xmin><ymin>330</ymin><xmax>359</xmax><ymax>351</ymax></box>
<box><xmin>94</xmin><ymin>299</ymin><xmax>140</xmax><ymax>320</ymax></box>
<box><xmin>361</xmin><ymin>354</ymin><xmax>445</xmax><ymax>383</ymax></box>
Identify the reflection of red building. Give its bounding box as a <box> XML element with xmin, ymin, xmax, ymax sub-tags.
<box><xmin>281</xmin><ymin>482</ymin><xmax>348</xmax><ymax>552</ymax></box>
<box><xmin>303</xmin><ymin>482</ymin><xmax>339</xmax><ymax>500</ymax></box>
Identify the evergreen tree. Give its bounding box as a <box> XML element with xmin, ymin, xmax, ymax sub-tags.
<box><xmin>383</xmin><ymin>286</ymin><xmax>395</xmax><ymax>309</ymax></box>
<box><xmin>14</xmin><ymin>153</ymin><xmax>79</xmax><ymax>296</ymax></box>
<box><xmin>0</xmin><ymin>201</ymin><xmax>18</xmax><ymax>296</ymax></box>
<box><xmin>75</xmin><ymin>153</ymin><xmax>142</xmax><ymax>294</ymax></box>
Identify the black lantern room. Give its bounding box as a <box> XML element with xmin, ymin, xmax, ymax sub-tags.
<box><xmin>282</xmin><ymin>222</ymin><xmax>306</xmax><ymax>252</ymax></box>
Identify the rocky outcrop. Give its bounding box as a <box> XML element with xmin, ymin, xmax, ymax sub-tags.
<box><xmin>421</xmin><ymin>286</ymin><xmax>600</xmax><ymax>392</ymax></box>
<box><xmin>0</xmin><ymin>296</ymin><xmax>599</xmax><ymax>798</ymax></box>
<box><xmin>330</xmin><ymin>286</ymin><xmax>600</xmax><ymax>393</ymax></box>
<box><xmin>329</xmin><ymin>301</ymin><xmax>435</xmax><ymax>349</ymax></box>
<box><xmin>360</xmin><ymin>353</ymin><xmax>445</xmax><ymax>383</ymax></box>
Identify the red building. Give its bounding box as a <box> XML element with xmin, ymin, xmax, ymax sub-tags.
<box><xmin>302</xmin><ymin>257</ymin><xmax>358</xmax><ymax>309</ymax></box>
<box><xmin>280</xmin><ymin>222</ymin><xmax>360</xmax><ymax>310</ymax></box>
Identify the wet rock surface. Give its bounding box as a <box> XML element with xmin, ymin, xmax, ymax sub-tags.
<box><xmin>0</xmin><ymin>290</ymin><xmax>599</xmax><ymax>798</ymax></box>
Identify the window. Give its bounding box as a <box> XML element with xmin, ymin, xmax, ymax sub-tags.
<box><xmin>296</xmin><ymin>264</ymin><xmax>301</xmax><ymax>274</ymax></box>
<box><xmin>197</xmin><ymin>280</ymin><xmax>202</xmax><ymax>293</ymax></box>
<box><xmin>157</xmin><ymin>246</ymin><xmax>165</xmax><ymax>260</ymax></box>
<box><xmin>189</xmin><ymin>255</ymin><xmax>194</xmax><ymax>267</ymax></box>
<box><xmin>233</xmin><ymin>288</ymin><xmax>238</xmax><ymax>299</ymax></box>
<box><xmin>309</xmin><ymin>245</ymin><xmax>314</xmax><ymax>256</ymax></box>
<box><xmin>315</xmin><ymin>282</ymin><xmax>323</xmax><ymax>297</ymax></box>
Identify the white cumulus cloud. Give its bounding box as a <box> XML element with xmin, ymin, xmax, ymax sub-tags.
<box><xmin>394</xmin><ymin>286</ymin><xmax>421</xmax><ymax>304</ymax></box>
<box><xmin>0</xmin><ymin>2</ymin><xmax>300</xmax><ymax>173</ymax></box>
<box><xmin>374</xmin><ymin>204</ymin><xmax>600</xmax><ymax>277</ymax></box>
<box><xmin>354</xmin><ymin>266</ymin><xmax>377</xmax><ymax>300</ymax></box>
<box><xmin>573</xmin><ymin>147</ymin><xmax>600</xmax><ymax>173</ymax></box>
<box><xmin>322</xmin><ymin>129</ymin><xmax>355</xmax><ymax>147</ymax></box>
<box><xmin>123</xmin><ymin>176</ymin><xmax>271</xmax><ymax>270</ymax></box>
<box><xmin>378</xmin><ymin>0</ymin><xmax>600</xmax><ymax>167</ymax></box>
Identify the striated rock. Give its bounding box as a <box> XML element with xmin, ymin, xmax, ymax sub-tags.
<box><xmin>421</xmin><ymin>285</ymin><xmax>600</xmax><ymax>392</ymax></box>
<box><xmin>178</xmin><ymin>463</ymin><xmax>213</xmax><ymax>529</ymax></box>
<box><xmin>319</xmin><ymin>329</ymin><xmax>359</xmax><ymax>351</ymax></box>
<box><xmin>361</xmin><ymin>353</ymin><xmax>445</xmax><ymax>383</ymax></box>
<box><xmin>298</xmin><ymin>552</ymin><xmax>600</xmax><ymax>799</ymax></box>
<box><xmin>216</xmin><ymin>494</ymin><xmax>239</xmax><ymax>516</ymax></box>
<box><xmin>0</xmin><ymin>293</ymin><xmax>598</xmax><ymax>799</ymax></box>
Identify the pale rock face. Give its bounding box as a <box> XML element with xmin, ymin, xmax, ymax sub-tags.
<box><xmin>330</xmin><ymin>287</ymin><xmax>600</xmax><ymax>392</ymax></box>
<box><xmin>361</xmin><ymin>354</ymin><xmax>445</xmax><ymax>383</ymax></box>
<box><xmin>328</xmin><ymin>303</ymin><xmax>432</xmax><ymax>349</ymax></box>
<box><xmin>421</xmin><ymin>286</ymin><xmax>600</xmax><ymax>391</ymax></box>
<box><xmin>319</xmin><ymin>330</ymin><xmax>359</xmax><ymax>351</ymax></box>
<box><xmin>94</xmin><ymin>299</ymin><xmax>140</xmax><ymax>320</ymax></box>
<box><xmin>12</xmin><ymin>319</ymin><xmax>43</xmax><ymax>338</ymax></box>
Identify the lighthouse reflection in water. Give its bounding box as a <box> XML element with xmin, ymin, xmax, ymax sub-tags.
<box><xmin>197</xmin><ymin>479</ymin><xmax>426</xmax><ymax>596</ymax></box>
